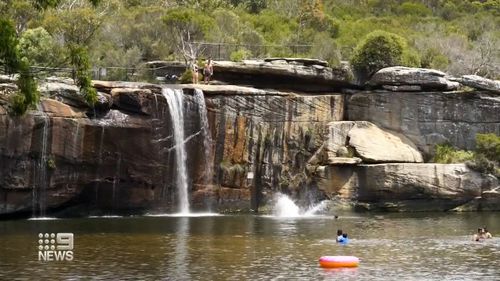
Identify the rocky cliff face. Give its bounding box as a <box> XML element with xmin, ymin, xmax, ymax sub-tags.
<box><xmin>347</xmin><ymin>91</ymin><xmax>500</xmax><ymax>155</ymax></box>
<box><xmin>0</xmin><ymin>64</ymin><xmax>499</xmax><ymax>217</ymax></box>
<box><xmin>0</xmin><ymin>79</ymin><xmax>343</xmax><ymax>217</ymax></box>
<box><xmin>317</xmin><ymin>163</ymin><xmax>499</xmax><ymax>211</ymax></box>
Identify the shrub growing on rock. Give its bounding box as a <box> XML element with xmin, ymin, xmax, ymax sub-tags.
<box><xmin>433</xmin><ymin>143</ymin><xmax>474</xmax><ymax>164</ymax></box>
<box><xmin>476</xmin><ymin>133</ymin><xmax>500</xmax><ymax>163</ymax></box>
<box><xmin>466</xmin><ymin>133</ymin><xmax>500</xmax><ymax>178</ymax></box>
<box><xmin>351</xmin><ymin>30</ymin><xmax>420</xmax><ymax>81</ymax></box>
<box><xmin>179</xmin><ymin>68</ymin><xmax>203</xmax><ymax>84</ymax></box>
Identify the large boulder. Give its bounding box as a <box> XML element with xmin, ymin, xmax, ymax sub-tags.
<box><xmin>325</xmin><ymin>121</ymin><xmax>423</xmax><ymax>163</ymax></box>
<box><xmin>40</xmin><ymin>99</ymin><xmax>84</xmax><ymax>118</ymax></box>
<box><xmin>368</xmin><ymin>66</ymin><xmax>459</xmax><ymax>91</ymax></box>
<box><xmin>460</xmin><ymin>75</ymin><xmax>500</xmax><ymax>93</ymax></box>
<box><xmin>212</xmin><ymin>59</ymin><xmax>354</xmax><ymax>92</ymax></box>
<box><xmin>110</xmin><ymin>88</ymin><xmax>156</xmax><ymax>115</ymax></box>
<box><xmin>39</xmin><ymin>80</ymin><xmax>86</xmax><ymax>108</ymax></box>
<box><xmin>318</xmin><ymin>163</ymin><xmax>499</xmax><ymax>211</ymax></box>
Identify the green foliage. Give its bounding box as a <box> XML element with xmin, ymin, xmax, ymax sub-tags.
<box><xmin>32</xmin><ymin>0</ymin><xmax>61</xmax><ymax>10</ymax></box>
<box><xmin>433</xmin><ymin>144</ymin><xmax>474</xmax><ymax>164</ymax></box>
<box><xmin>0</xmin><ymin>18</ymin><xmax>39</xmax><ymax>115</ymax></box>
<box><xmin>310</xmin><ymin>32</ymin><xmax>340</xmax><ymax>66</ymax></box>
<box><xmin>42</xmin><ymin>7</ymin><xmax>102</xmax><ymax>45</ymax></box>
<box><xmin>465</xmin><ymin>134</ymin><xmax>499</xmax><ymax>177</ymax></box>
<box><xmin>2</xmin><ymin>0</ymin><xmax>500</xmax><ymax>87</ymax></box>
<box><xmin>163</xmin><ymin>8</ymin><xmax>215</xmax><ymax>40</ymax></box>
<box><xmin>10</xmin><ymin>94</ymin><xmax>28</xmax><ymax>116</ymax></box>
<box><xmin>467</xmin><ymin>153</ymin><xmax>496</xmax><ymax>175</ymax></box>
<box><xmin>47</xmin><ymin>157</ymin><xmax>56</xmax><ymax>170</ymax></box>
<box><xmin>476</xmin><ymin>133</ymin><xmax>500</xmax><ymax>163</ymax></box>
<box><xmin>230</xmin><ymin>48</ymin><xmax>251</xmax><ymax>62</ymax></box>
<box><xmin>0</xmin><ymin>18</ymin><xmax>21</xmax><ymax>73</ymax></box>
<box><xmin>179</xmin><ymin>68</ymin><xmax>194</xmax><ymax>84</ymax></box>
<box><xmin>33</xmin><ymin>0</ymin><xmax>100</xmax><ymax>10</ymax></box>
<box><xmin>68</xmin><ymin>44</ymin><xmax>97</xmax><ymax>106</ymax></box>
<box><xmin>180</xmin><ymin>69</ymin><xmax>192</xmax><ymax>84</ymax></box>
<box><xmin>420</xmin><ymin>47</ymin><xmax>449</xmax><ymax>70</ymax></box>
<box><xmin>351</xmin><ymin>30</ymin><xmax>420</xmax><ymax>79</ymax></box>
<box><xmin>397</xmin><ymin>2</ymin><xmax>432</xmax><ymax>16</ymax></box>
<box><xmin>18</xmin><ymin>27</ymin><xmax>59</xmax><ymax>66</ymax></box>
<box><xmin>17</xmin><ymin>63</ymin><xmax>39</xmax><ymax>107</ymax></box>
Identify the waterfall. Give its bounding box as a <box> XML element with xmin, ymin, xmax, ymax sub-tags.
<box><xmin>34</xmin><ymin>107</ymin><xmax>50</xmax><ymax>217</ymax></box>
<box><xmin>161</xmin><ymin>88</ymin><xmax>189</xmax><ymax>214</ymax></box>
<box><xmin>193</xmin><ymin>89</ymin><xmax>213</xmax><ymax>184</ymax></box>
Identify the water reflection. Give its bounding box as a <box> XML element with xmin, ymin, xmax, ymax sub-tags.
<box><xmin>0</xmin><ymin>213</ymin><xmax>499</xmax><ymax>280</ymax></box>
<box><xmin>170</xmin><ymin>217</ymin><xmax>190</xmax><ymax>281</ymax></box>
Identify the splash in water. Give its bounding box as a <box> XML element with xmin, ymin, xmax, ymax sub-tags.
<box><xmin>273</xmin><ymin>193</ymin><xmax>327</xmax><ymax>217</ymax></box>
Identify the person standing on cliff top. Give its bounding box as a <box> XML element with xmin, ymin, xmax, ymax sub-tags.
<box><xmin>191</xmin><ymin>60</ymin><xmax>199</xmax><ymax>84</ymax></box>
<box><xmin>203</xmin><ymin>57</ymin><xmax>213</xmax><ymax>84</ymax></box>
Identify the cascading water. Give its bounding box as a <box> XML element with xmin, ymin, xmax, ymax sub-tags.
<box><xmin>34</xmin><ymin>107</ymin><xmax>50</xmax><ymax>217</ymax></box>
<box><xmin>193</xmin><ymin>89</ymin><xmax>213</xmax><ymax>184</ymax></box>
<box><xmin>273</xmin><ymin>193</ymin><xmax>327</xmax><ymax>217</ymax></box>
<box><xmin>161</xmin><ymin>88</ymin><xmax>189</xmax><ymax>214</ymax></box>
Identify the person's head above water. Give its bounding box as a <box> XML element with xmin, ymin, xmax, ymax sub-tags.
<box><xmin>342</xmin><ymin>233</ymin><xmax>348</xmax><ymax>238</ymax></box>
<box><xmin>337</xmin><ymin>229</ymin><xmax>343</xmax><ymax>236</ymax></box>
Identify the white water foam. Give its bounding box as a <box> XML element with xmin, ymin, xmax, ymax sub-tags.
<box><xmin>161</xmin><ymin>88</ymin><xmax>189</xmax><ymax>214</ymax></box>
<box><xmin>272</xmin><ymin>193</ymin><xmax>328</xmax><ymax>218</ymax></box>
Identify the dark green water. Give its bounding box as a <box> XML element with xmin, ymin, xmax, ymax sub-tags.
<box><xmin>1</xmin><ymin>212</ymin><xmax>499</xmax><ymax>280</ymax></box>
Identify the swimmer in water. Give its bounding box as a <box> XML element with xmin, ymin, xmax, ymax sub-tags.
<box><xmin>336</xmin><ymin>229</ymin><xmax>343</xmax><ymax>243</ymax></box>
<box><xmin>339</xmin><ymin>233</ymin><xmax>349</xmax><ymax>245</ymax></box>
<box><xmin>473</xmin><ymin>227</ymin><xmax>492</xmax><ymax>241</ymax></box>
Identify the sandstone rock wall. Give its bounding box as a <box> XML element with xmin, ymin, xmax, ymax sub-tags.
<box><xmin>0</xmin><ymin>80</ymin><xmax>344</xmax><ymax>217</ymax></box>
<box><xmin>317</xmin><ymin>163</ymin><xmax>499</xmax><ymax>211</ymax></box>
<box><xmin>202</xmin><ymin>91</ymin><xmax>344</xmax><ymax>209</ymax></box>
<box><xmin>347</xmin><ymin>91</ymin><xmax>500</xmax><ymax>155</ymax></box>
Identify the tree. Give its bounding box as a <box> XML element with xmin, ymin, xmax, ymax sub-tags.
<box><xmin>0</xmin><ymin>18</ymin><xmax>20</xmax><ymax>73</ymax></box>
<box><xmin>0</xmin><ymin>0</ymin><xmax>102</xmax><ymax>114</ymax></box>
<box><xmin>310</xmin><ymin>32</ymin><xmax>341</xmax><ymax>66</ymax></box>
<box><xmin>18</xmin><ymin>27</ymin><xmax>60</xmax><ymax>66</ymax></box>
<box><xmin>0</xmin><ymin>17</ymin><xmax>39</xmax><ymax>115</ymax></box>
<box><xmin>163</xmin><ymin>8</ymin><xmax>215</xmax><ymax>64</ymax></box>
<box><xmin>351</xmin><ymin>30</ymin><xmax>420</xmax><ymax>80</ymax></box>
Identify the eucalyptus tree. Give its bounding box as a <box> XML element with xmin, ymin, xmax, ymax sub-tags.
<box><xmin>0</xmin><ymin>0</ymin><xmax>101</xmax><ymax>114</ymax></box>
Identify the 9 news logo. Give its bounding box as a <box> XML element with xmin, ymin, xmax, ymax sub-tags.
<box><xmin>37</xmin><ymin>233</ymin><xmax>74</xmax><ymax>261</ymax></box>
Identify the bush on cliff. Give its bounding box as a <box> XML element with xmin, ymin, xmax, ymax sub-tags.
<box><xmin>476</xmin><ymin>133</ymin><xmax>500</xmax><ymax>163</ymax></box>
<box><xmin>351</xmin><ymin>30</ymin><xmax>420</xmax><ymax>81</ymax></box>
<box><xmin>433</xmin><ymin>143</ymin><xmax>474</xmax><ymax>164</ymax></box>
<box><xmin>179</xmin><ymin>68</ymin><xmax>203</xmax><ymax>84</ymax></box>
<box><xmin>467</xmin><ymin>133</ymin><xmax>500</xmax><ymax>178</ymax></box>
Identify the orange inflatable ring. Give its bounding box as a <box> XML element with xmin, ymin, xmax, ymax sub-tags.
<box><xmin>319</xmin><ymin>256</ymin><xmax>359</xmax><ymax>268</ymax></box>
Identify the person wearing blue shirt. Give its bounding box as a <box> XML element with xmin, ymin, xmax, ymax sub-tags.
<box><xmin>336</xmin><ymin>229</ymin><xmax>343</xmax><ymax>243</ymax></box>
<box><xmin>339</xmin><ymin>233</ymin><xmax>349</xmax><ymax>245</ymax></box>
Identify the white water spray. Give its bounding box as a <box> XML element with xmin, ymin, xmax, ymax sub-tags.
<box><xmin>273</xmin><ymin>193</ymin><xmax>327</xmax><ymax>217</ymax></box>
<box><xmin>162</xmin><ymin>88</ymin><xmax>189</xmax><ymax>214</ymax></box>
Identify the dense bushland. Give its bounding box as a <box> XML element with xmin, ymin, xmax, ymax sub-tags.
<box><xmin>1</xmin><ymin>0</ymin><xmax>499</xmax><ymax>113</ymax></box>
